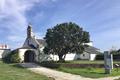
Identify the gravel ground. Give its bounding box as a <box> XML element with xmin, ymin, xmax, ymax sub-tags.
<box><xmin>20</xmin><ymin>63</ymin><xmax>120</xmax><ymax>80</ymax></box>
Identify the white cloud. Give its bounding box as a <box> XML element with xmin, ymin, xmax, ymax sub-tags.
<box><xmin>91</xmin><ymin>27</ymin><xmax>120</xmax><ymax>51</ymax></box>
<box><xmin>0</xmin><ymin>0</ymin><xmax>42</xmax><ymax>49</ymax></box>
<box><xmin>7</xmin><ymin>35</ymin><xmax>25</xmax><ymax>42</ymax></box>
<box><xmin>34</xmin><ymin>32</ymin><xmax>45</xmax><ymax>39</ymax></box>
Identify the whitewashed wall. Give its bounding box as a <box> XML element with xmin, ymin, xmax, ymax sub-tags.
<box><xmin>18</xmin><ymin>49</ymin><xmax>28</xmax><ymax>62</ymax></box>
<box><xmin>48</xmin><ymin>53</ymin><xmax>91</xmax><ymax>61</ymax></box>
<box><xmin>80</xmin><ymin>52</ymin><xmax>90</xmax><ymax>60</ymax></box>
<box><xmin>83</xmin><ymin>42</ymin><xmax>93</xmax><ymax>46</ymax></box>
<box><xmin>89</xmin><ymin>54</ymin><xmax>96</xmax><ymax>61</ymax></box>
<box><xmin>18</xmin><ymin>48</ymin><xmax>96</xmax><ymax>62</ymax></box>
<box><xmin>18</xmin><ymin>49</ymin><xmax>39</xmax><ymax>62</ymax></box>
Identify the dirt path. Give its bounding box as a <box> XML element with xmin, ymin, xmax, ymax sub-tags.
<box><xmin>20</xmin><ymin>63</ymin><xmax>120</xmax><ymax>80</ymax></box>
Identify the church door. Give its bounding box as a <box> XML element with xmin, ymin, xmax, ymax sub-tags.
<box><xmin>24</xmin><ymin>50</ymin><xmax>35</xmax><ymax>62</ymax></box>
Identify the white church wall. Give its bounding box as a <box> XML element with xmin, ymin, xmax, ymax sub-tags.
<box><xmin>35</xmin><ymin>50</ymin><xmax>40</xmax><ymax>62</ymax></box>
<box><xmin>89</xmin><ymin>54</ymin><xmax>96</xmax><ymax>61</ymax></box>
<box><xmin>18</xmin><ymin>48</ymin><xmax>96</xmax><ymax>62</ymax></box>
<box><xmin>18</xmin><ymin>49</ymin><xmax>28</xmax><ymax>62</ymax></box>
<box><xmin>80</xmin><ymin>52</ymin><xmax>90</xmax><ymax>60</ymax></box>
<box><xmin>37</xmin><ymin>54</ymin><xmax>52</xmax><ymax>62</ymax></box>
<box><xmin>0</xmin><ymin>49</ymin><xmax>11</xmax><ymax>59</ymax></box>
<box><xmin>17</xmin><ymin>48</ymin><xmax>96</xmax><ymax>62</ymax></box>
<box><xmin>48</xmin><ymin>53</ymin><xmax>91</xmax><ymax>61</ymax></box>
<box><xmin>18</xmin><ymin>49</ymin><xmax>39</xmax><ymax>62</ymax></box>
<box><xmin>40</xmin><ymin>47</ymin><xmax>44</xmax><ymax>51</ymax></box>
<box><xmin>49</xmin><ymin>54</ymin><xmax>59</xmax><ymax>61</ymax></box>
<box><xmin>65</xmin><ymin>54</ymin><xmax>79</xmax><ymax>60</ymax></box>
<box><xmin>83</xmin><ymin>42</ymin><xmax>93</xmax><ymax>46</ymax></box>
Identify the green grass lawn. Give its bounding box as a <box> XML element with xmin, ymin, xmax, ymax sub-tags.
<box><xmin>57</xmin><ymin>66</ymin><xmax>120</xmax><ymax>78</ymax></box>
<box><xmin>65</xmin><ymin>60</ymin><xmax>120</xmax><ymax>64</ymax></box>
<box><xmin>115</xmin><ymin>78</ymin><xmax>120</xmax><ymax>80</ymax></box>
<box><xmin>41</xmin><ymin>60</ymin><xmax>120</xmax><ymax>78</ymax></box>
<box><xmin>0</xmin><ymin>61</ymin><xmax>50</xmax><ymax>80</ymax></box>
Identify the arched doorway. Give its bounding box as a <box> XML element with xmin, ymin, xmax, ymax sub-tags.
<box><xmin>24</xmin><ymin>50</ymin><xmax>35</xmax><ymax>62</ymax></box>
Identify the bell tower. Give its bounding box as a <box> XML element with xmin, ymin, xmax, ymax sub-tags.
<box><xmin>27</xmin><ymin>24</ymin><xmax>32</xmax><ymax>38</ymax></box>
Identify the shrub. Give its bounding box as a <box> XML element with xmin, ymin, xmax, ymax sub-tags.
<box><xmin>40</xmin><ymin>61</ymin><xmax>60</xmax><ymax>68</ymax></box>
<box><xmin>113</xmin><ymin>54</ymin><xmax>120</xmax><ymax>60</ymax></box>
<box><xmin>10</xmin><ymin>52</ymin><xmax>21</xmax><ymax>63</ymax></box>
<box><xmin>3</xmin><ymin>50</ymin><xmax>21</xmax><ymax>63</ymax></box>
<box><xmin>40</xmin><ymin>61</ymin><xmax>105</xmax><ymax>68</ymax></box>
<box><xmin>96</xmin><ymin>53</ymin><xmax>120</xmax><ymax>60</ymax></box>
<box><xmin>62</xmin><ymin>63</ymin><xmax>104</xmax><ymax>68</ymax></box>
<box><xmin>2</xmin><ymin>53</ymin><xmax>11</xmax><ymax>63</ymax></box>
<box><xmin>87</xmin><ymin>67</ymin><xmax>94</xmax><ymax>71</ymax></box>
<box><xmin>95</xmin><ymin>54</ymin><xmax>104</xmax><ymax>60</ymax></box>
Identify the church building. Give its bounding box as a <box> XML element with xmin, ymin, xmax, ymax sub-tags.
<box><xmin>15</xmin><ymin>25</ymin><xmax>47</xmax><ymax>62</ymax></box>
<box><xmin>15</xmin><ymin>24</ymin><xmax>101</xmax><ymax>63</ymax></box>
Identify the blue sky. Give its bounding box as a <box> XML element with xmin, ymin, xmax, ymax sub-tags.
<box><xmin>0</xmin><ymin>0</ymin><xmax>120</xmax><ymax>51</ymax></box>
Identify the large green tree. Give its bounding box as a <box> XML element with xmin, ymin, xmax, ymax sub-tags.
<box><xmin>44</xmin><ymin>22</ymin><xmax>90</xmax><ymax>61</ymax></box>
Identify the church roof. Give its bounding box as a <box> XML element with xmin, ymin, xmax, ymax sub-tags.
<box><xmin>36</xmin><ymin>39</ymin><xmax>46</xmax><ymax>46</ymax></box>
<box><xmin>84</xmin><ymin>46</ymin><xmax>101</xmax><ymax>54</ymax></box>
<box><xmin>18</xmin><ymin>46</ymin><xmax>36</xmax><ymax>49</ymax></box>
<box><xmin>35</xmin><ymin>39</ymin><xmax>101</xmax><ymax>54</ymax></box>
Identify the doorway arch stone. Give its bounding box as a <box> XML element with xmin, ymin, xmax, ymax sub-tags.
<box><xmin>24</xmin><ymin>50</ymin><xmax>35</xmax><ymax>62</ymax></box>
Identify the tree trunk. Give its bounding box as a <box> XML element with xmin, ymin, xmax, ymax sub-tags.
<box><xmin>58</xmin><ymin>54</ymin><xmax>65</xmax><ymax>62</ymax></box>
<box><xmin>63</xmin><ymin>54</ymin><xmax>66</xmax><ymax>60</ymax></box>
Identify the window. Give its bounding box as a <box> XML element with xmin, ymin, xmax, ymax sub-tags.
<box><xmin>28</xmin><ymin>40</ymin><xmax>29</xmax><ymax>45</ymax></box>
<box><xmin>83</xmin><ymin>54</ymin><xmax>85</xmax><ymax>57</ymax></box>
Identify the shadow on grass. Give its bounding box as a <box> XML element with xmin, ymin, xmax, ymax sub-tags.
<box><xmin>90</xmin><ymin>71</ymin><xmax>105</xmax><ymax>74</ymax></box>
<box><xmin>11</xmin><ymin>64</ymin><xmax>25</xmax><ymax>69</ymax></box>
<box><xmin>76</xmin><ymin>71</ymin><xmax>109</xmax><ymax>78</ymax></box>
<box><xmin>39</xmin><ymin>61</ymin><xmax>61</xmax><ymax>69</ymax></box>
<box><xmin>114</xmin><ymin>78</ymin><xmax>120</xmax><ymax>80</ymax></box>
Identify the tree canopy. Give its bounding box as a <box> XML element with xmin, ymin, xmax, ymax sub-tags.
<box><xmin>44</xmin><ymin>22</ymin><xmax>90</xmax><ymax>61</ymax></box>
